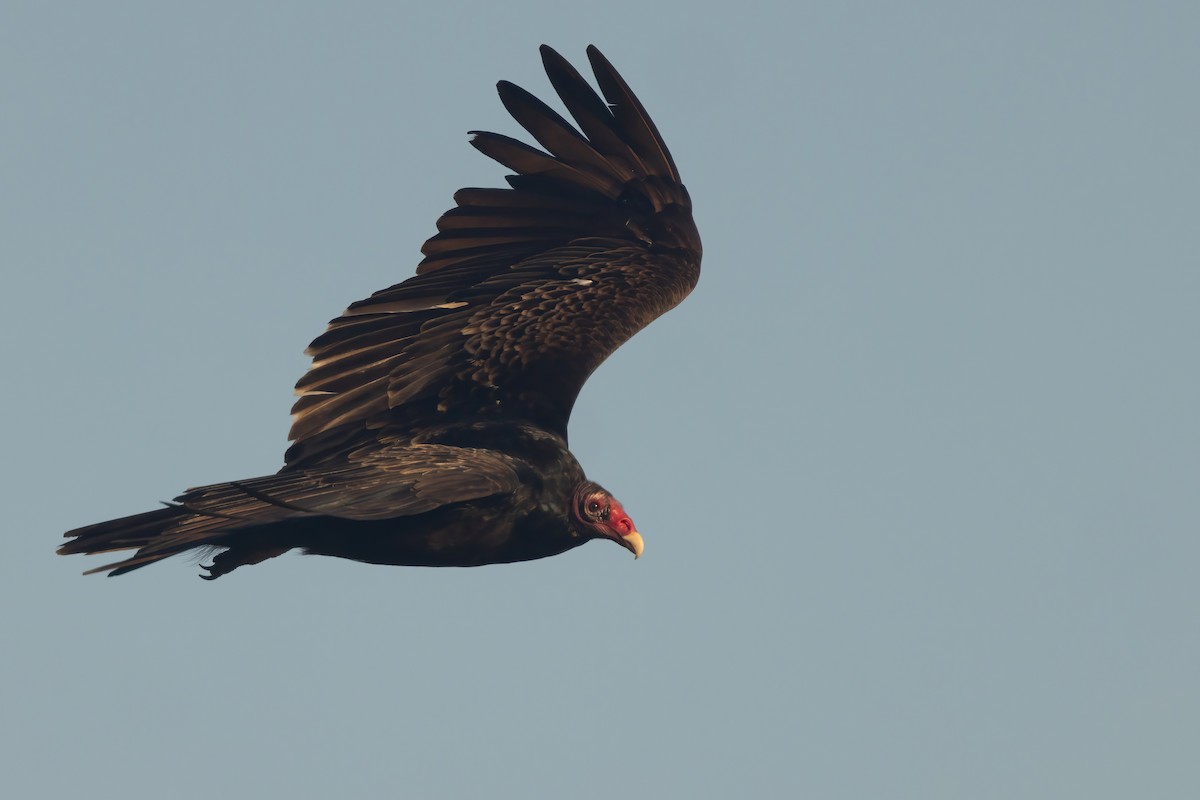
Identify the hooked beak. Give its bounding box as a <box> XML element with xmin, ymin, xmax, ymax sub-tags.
<box><xmin>619</xmin><ymin>530</ymin><xmax>644</xmax><ymax>560</ymax></box>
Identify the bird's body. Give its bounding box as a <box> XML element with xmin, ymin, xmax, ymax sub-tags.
<box><xmin>59</xmin><ymin>45</ymin><xmax>700</xmax><ymax>579</ymax></box>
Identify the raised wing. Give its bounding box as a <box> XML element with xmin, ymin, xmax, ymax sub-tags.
<box><xmin>286</xmin><ymin>46</ymin><xmax>701</xmax><ymax>468</ymax></box>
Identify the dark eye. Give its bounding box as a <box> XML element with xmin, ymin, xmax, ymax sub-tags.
<box><xmin>586</xmin><ymin>500</ymin><xmax>602</xmax><ymax>516</ymax></box>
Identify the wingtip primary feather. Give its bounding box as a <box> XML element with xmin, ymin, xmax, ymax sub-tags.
<box><xmin>585</xmin><ymin>46</ymin><xmax>680</xmax><ymax>183</ymax></box>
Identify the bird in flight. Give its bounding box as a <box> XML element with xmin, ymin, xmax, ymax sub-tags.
<box><xmin>59</xmin><ymin>45</ymin><xmax>701</xmax><ymax>579</ymax></box>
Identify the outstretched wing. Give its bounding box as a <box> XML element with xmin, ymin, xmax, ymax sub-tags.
<box><xmin>176</xmin><ymin>443</ymin><xmax>528</xmax><ymax>523</ymax></box>
<box><xmin>62</xmin><ymin>442</ymin><xmax>530</xmax><ymax>576</ymax></box>
<box><xmin>286</xmin><ymin>46</ymin><xmax>701</xmax><ymax>468</ymax></box>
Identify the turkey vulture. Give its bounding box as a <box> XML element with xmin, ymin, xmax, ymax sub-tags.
<box><xmin>59</xmin><ymin>45</ymin><xmax>701</xmax><ymax>579</ymax></box>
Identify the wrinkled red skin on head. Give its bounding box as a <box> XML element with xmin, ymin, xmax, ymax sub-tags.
<box><xmin>606</xmin><ymin>499</ymin><xmax>637</xmax><ymax>539</ymax></box>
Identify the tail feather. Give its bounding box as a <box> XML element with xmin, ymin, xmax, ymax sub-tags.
<box><xmin>59</xmin><ymin>506</ymin><xmax>188</xmax><ymax>556</ymax></box>
<box><xmin>59</xmin><ymin>506</ymin><xmax>199</xmax><ymax>576</ymax></box>
<box><xmin>60</xmin><ymin>479</ymin><xmax>316</xmax><ymax>578</ymax></box>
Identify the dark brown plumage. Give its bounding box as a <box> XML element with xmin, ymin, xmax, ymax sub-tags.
<box><xmin>59</xmin><ymin>45</ymin><xmax>701</xmax><ymax>578</ymax></box>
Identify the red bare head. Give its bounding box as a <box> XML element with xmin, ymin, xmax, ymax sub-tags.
<box><xmin>571</xmin><ymin>482</ymin><xmax>644</xmax><ymax>559</ymax></box>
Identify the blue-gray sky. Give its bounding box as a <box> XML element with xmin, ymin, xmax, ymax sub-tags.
<box><xmin>4</xmin><ymin>2</ymin><xmax>1198</xmax><ymax>797</ymax></box>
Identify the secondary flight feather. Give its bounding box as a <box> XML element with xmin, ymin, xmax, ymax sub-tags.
<box><xmin>59</xmin><ymin>45</ymin><xmax>701</xmax><ymax>578</ymax></box>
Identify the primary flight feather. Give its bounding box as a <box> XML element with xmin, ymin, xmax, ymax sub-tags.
<box><xmin>59</xmin><ymin>45</ymin><xmax>701</xmax><ymax>579</ymax></box>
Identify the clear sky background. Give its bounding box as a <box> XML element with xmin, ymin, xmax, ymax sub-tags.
<box><xmin>4</xmin><ymin>2</ymin><xmax>1198</xmax><ymax>797</ymax></box>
